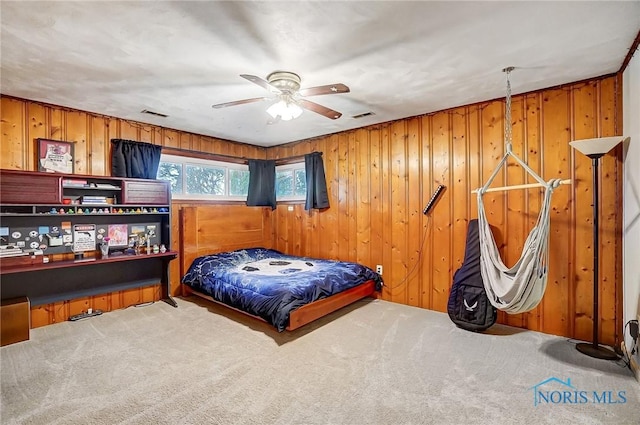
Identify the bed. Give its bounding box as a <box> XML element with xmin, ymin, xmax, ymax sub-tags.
<box><xmin>182</xmin><ymin>247</ymin><xmax>382</xmax><ymax>331</ymax></box>
<box><xmin>179</xmin><ymin>206</ymin><xmax>382</xmax><ymax>331</ymax></box>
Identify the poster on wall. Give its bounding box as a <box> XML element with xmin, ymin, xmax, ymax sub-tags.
<box><xmin>107</xmin><ymin>224</ymin><xmax>128</xmax><ymax>247</ymax></box>
<box><xmin>72</xmin><ymin>224</ymin><xmax>96</xmax><ymax>252</ymax></box>
<box><xmin>37</xmin><ymin>138</ymin><xmax>75</xmax><ymax>174</ymax></box>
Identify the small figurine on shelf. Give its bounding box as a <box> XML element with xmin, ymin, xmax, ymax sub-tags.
<box><xmin>159</xmin><ymin>244</ymin><xmax>167</xmax><ymax>254</ymax></box>
<box><xmin>98</xmin><ymin>237</ymin><xmax>110</xmax><ymax>258</ymax></box>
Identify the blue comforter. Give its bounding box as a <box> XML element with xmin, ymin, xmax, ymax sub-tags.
<box><xmin>181</xmin><ymin>248</ymin><xmax>383</xmax><ymax>331</ymax></box>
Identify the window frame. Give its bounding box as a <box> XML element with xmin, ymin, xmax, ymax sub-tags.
<box><xmin>158</xmin><ymin>154</ymin><xmax>249</xmax><ymax>201</ymax></box>
<box><xmin>275</xmin><ymin>162</ymin><xmax>306</xmax><ymax>202</ymax></box>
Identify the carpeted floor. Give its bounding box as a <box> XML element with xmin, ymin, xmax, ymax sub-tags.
<box><xmin>1</xmin><ymin>297</ymin><xmax>638</xmax><ymax>425</ymax></box>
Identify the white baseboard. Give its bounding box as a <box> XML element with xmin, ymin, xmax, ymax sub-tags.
<box><xmin>622</xmin><ymin>341</ymin><xmax>640</xmax><ymax>383</ymax></box>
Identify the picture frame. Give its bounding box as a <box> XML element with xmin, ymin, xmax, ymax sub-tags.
<box><xmin>37</xmin><ymin>138</ymin><xmax>75</xmax><ymax>174</ymax></box>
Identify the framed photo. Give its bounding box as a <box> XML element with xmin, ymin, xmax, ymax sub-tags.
<box><xmin>37</xmin><ymin>138</ymin><xmax>74</xmax><ymax>174</ymax></box>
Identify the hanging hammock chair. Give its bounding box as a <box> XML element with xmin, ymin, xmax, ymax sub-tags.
<box><xmin>475</xmin><ymin>68</ymin><xmax>568</xmax><ymax>314</ymax></box>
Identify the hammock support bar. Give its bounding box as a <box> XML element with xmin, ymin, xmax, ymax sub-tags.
<box><xmin>471</xmin><ymin>179</ymin><xmax>571</xmax><ymax>194</ymax></box>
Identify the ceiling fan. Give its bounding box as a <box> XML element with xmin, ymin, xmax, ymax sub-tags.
<box><xmin>212</xmin><ymin>71</ymin><xmax>350</xmax><ymax>121</ymax></box>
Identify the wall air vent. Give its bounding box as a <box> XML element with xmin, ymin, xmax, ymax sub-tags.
<box><xmin>352</xmin><ymin>112</ymin><xmax>375</xmax><ymax>119</ymax></box>
<box><xmin>140</xmin><ymin>109</ymin><xmax>169</xmax><ymax>118</ymax></box>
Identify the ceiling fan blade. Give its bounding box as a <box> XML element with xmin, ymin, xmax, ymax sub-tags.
<box><xmin>212</xmin><ymin>97</ymin><xmax>267</xmax><ymax>109</ymax></box>
<box><xmin>297</xmin><ymin>99</ymin><xmax>342</xmax><ymax>120</ymax></box>
<box><xmin>298</xmin><ymin>83</ymin><xmax>350</xmax><ymax>97</ymax></box>
<box><xmin>240</xmin><ymin>74</ymin><xmax>281</xmax><ymax>94</ymax></box>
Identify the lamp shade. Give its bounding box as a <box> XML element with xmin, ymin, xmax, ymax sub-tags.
<box><xmin>267</xmin><ymin>100</ymin><xmax>303</xmax><ymax>121</ymax></box>
<box><xmin>569</xmin><ymin>136</ymin><xmax>624</xmax><ymax>156</ymax></box>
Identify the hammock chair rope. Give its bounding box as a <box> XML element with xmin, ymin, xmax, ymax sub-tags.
<box><xmin>477</xmin><ymin>68</ymin><xmax>564</xmax><ymax>314</ymax></box>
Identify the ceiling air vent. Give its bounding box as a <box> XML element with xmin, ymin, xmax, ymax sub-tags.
<box><xmin>140</xmin><ymin>109</ymin><xmax>169</xmax><ymax>118</ymax></box>
<box><xmin>352</xmin><ymin>112</ymin><xmax>375</xmax><ymax>119</ymax></box>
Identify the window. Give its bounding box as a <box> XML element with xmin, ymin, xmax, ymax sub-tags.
<box><xmin>157</xmin><ymin>154</ymin><xmax>306</xmax><ymax>202</ymax></box>
<box><xmin>157</xmin><ymin>154</ymin><xmax>249</xmax><ymax>201</ymax></box>
<box><xmin>276</xmin><ymin>162</ymin><xmax>306</xmax><ymax>201</ymax></box>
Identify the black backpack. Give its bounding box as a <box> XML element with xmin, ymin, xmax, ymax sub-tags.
<box><xmin>447</xmin><ymin>219</ymin><xmax>497</xmax><ymax>331</ymax></box>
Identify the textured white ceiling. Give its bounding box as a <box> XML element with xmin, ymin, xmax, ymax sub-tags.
<box><xmin>1</xmin><ymin>1</ymin><xmax>639</xmax><ymax>147</ymax></box>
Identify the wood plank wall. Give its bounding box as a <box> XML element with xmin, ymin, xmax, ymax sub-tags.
<box><xmin>0</xmin><ymin>95</ymin><xmax>266</xmax><ymax>327</ymax></box>
<box><xmin>267</xmin><ymin>75</ymin><xmax>623</xmax><ymax>346</ymax></box>
<box><xmin>0</xmin><ymin>73</ymin><xmax>624</xmax><ymax>345</ymax></box>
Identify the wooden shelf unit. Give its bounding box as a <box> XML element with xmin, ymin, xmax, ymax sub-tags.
<box><xmin>0</xmin><ymin>169</ymin><xmax>178</xmax><ymax>324</ymax></box>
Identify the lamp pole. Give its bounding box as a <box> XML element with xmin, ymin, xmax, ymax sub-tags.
<box><xmin>575</xmin><ymin>153</ymin><xmax>618</xmax><ymax>360</ymax></box>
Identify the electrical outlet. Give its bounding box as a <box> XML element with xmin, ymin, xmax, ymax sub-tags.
<box><xmin>376</xmin><ymin>265</ymin><xmax>383</xmax><ymax>275</ymax></box>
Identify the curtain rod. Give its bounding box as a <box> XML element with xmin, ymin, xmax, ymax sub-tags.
<box><xmin>161</xmin><ymin>146</ymin><xmax>320</xmax><ymax>165</ymax></box>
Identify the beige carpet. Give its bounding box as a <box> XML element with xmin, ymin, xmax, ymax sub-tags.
<box><xmin>1</xmin><ymin>297</ymin><xmax>638</xmax><ymax>425</ymax></box>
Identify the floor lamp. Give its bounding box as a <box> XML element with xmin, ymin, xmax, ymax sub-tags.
<box><xmin>569</xmin><ymin>136</ymin><xmax>624</xmax><ymax>360</ymax></box>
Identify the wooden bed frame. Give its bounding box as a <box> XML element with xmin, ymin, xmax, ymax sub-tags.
<box><xmin>179</xmin><ymin>205</ymin><xmax>376</xmax><ymax>331</ymax></box>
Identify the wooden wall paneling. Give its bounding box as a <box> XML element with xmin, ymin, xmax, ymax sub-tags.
<box><xmin>291</xmin><ymin>141</ymin><xmax>307</xmax><ymax>256</ymax></box>
<box><xmin>26</xmin><ymin>102</ymin><xmax>47</xmax><ymax>171</ymax></box>
<box><xmin>389</xmin><ymin>120</ymin><xmax>409</xmax><ymax>304</ymax></box>
<box><xmin>89</xmin><ymin>115</ymin><xmax>108</xmax><ymax>176</ymax></box>
<box><xmin>419</xmin><ymin>115</ymin><xmax>433</xmax><ymax>309</ymax></box>
<box><xmin>523</xmin><ymin>93</ymin><xmax>544</xmax><ymax>332</ymax></box>
<box><xmin>347</xmin><ymin>130</ymin><xmax>358</xmax><ymax>262</ymax></box>
<box><xmin>171</xmin><ymin>203</ymin><xmax>184</xmax><ymax>296</ymax></box>
<box><xmin>179</xmin><ymin>132</ymin><xmax>192</xmax><ymax>150</ymax></box>
<box><xmin>29</xmin><ymin>306</ymin><xmax>47</xmax><ymax>329</ymax></box>
<box><xmin>152</xmin><ymin>126</ymin><xmax>163</xmax><ymax>146</ymax></box>
<box><xmin>121</xmin><ymin>286</ymin><xmax>143</xmax><ymax>308</ymax></box>
<box><xmin>330</xmin><ymin>132</ymin><xmax>344</xmax><ymax>257</ymax></box>
<box><xmin>1</xmin><ymin>97</ymin><xmax>25</xmax><ymax>169</ymax></box>
<box><xmin>91</xmin><ymin>293</ymin><xmax>110</xmax><ymax>318</ymax></box>
<box><xmin>66</xmin><ymin>111</ymin><xmax>89</xmax><ymax>177</ymax></box>
<box><xmin>106</xmin><ymin>116</ymin><xmax>120</xmax><ymax>175</ymax></box>
<box><xmin>52</xmin><ymin>301</ymin><xmax>68</xmax><ymax>324</ymax></box>
<box><xmin>571</xmin><ymin>82</ymin><xmax>598</xmax><ymax>342</ymax></box>
<box><xmin>355</xmin><ymin>128</ymin><xmax>371</xmax><ymax>268</ymax></box>
<box><xmin>140</xmin><ymin>283</ymin><xmax>159</xmax><ymax>304</ymax></box>
<box><xmin>597</xmin><ymin>77</ymin><xmax>622</xmax><ymax>346</ymax></box>
<box><xmin>163</xmin><ymin>129</ymin><xmax>179</xmax><ymax>149</ymax></box>
<box><xmin>49</xmin><ymin>106</ymin><xmax>64</xmax><ymax>143</ymax></box>
<box><xmin>277</xmin><ymin>204</ymin><xmax>290</xmax><ymax>253</ymax></box>
<box><xmin>119</xmin><ymin>120</ymin><xmax>139</xmax><ymax>141</ymax></box>
<box><xmin>369</xmin><ymin>127</ymin><xmax>384</xmax><ymax>297</ymax></box>
<box><xmin>540</xmin><ymin>87</ymin><xmax>572</xmax><ymax>338</ymax></box>
<box><xmin>336</xmin><ymin>132</ymin><xmax>350</xmax><ymax>262</ymax></box>
<box><xmin>69</xmin><ymin>297</ymin><xmax>90</xmax><ymax>319</ymax></box>
<box><xmin>137</xmin><ymin>123</ymin><xmax>153</xmax><ymax>144</ymax></box>
<box><xmin>430</xmin><ymin>112</ymin><xmax>452</xmax><ymax>312</ymax></box>
<box><xmin>467</xmin><ymin>106</ymin><xmax>482</xmax><ymax>220</ymax></box>
<box><xmin>405</xmin><ymin>117</ymin><xmax>422</xmax><ymax>307</ymax></box>
<box><xmin>380</xmin><ymin>125</ymin><xmax>392</xmax><ymax>300</ymax></box>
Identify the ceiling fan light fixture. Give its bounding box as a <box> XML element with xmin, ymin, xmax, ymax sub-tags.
<box><xmin>267</xmin><ymin>99</ymin><xmax>303</xmax><ymax>121</ymax></box>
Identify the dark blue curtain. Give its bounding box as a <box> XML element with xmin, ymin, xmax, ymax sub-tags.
<box><xmin>247</xmin><ymin>159</ymin><xmax>276</xmax><ymax>210</ymax></box>
<box><xmin>111</xmin><ymin>139</ymin><xmax>162</xmax><ymax>179</ymax></box>
<box><xmin>304</xmin><ymin>152</ymin><xmax>330</xmax><ymax>210</ymax></box>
